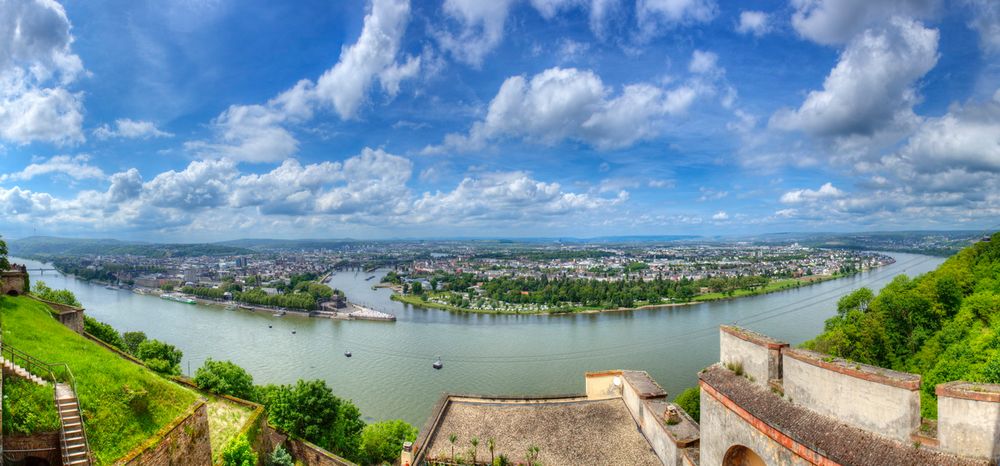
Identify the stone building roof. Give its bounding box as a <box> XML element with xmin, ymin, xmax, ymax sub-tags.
<box><xmin>415</xmin><ymin>396</ymin><xmax>661</xmax><ymax>466</ymax></box>
<box><xmin>699</xmin><ymin>365</ymin><xmax>990</xmax><ymax>466</ymax></box>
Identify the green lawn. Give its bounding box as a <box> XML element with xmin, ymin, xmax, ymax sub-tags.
<box><xmin>2</xmin><ymin>375</ymin><xmax>61</xmax><ymax>434</ymax></box>
<box><xmin>0</xmin><ymin>296</ymin><xmax>198</xmax><ymax>465</ymax></box>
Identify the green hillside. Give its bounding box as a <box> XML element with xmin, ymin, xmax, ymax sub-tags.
<box><xmin>9</xmin><ymin>235</ymin><xmax>250</xmax><ymax>258</ymax></box>
<box><xmin>0</xmin><ymin>295</ymin><xmax>198</xmax><ymax>464</ymax></box>
<box><xmin>805</xmin><ymin>233</ymin><xmax>1000</xmax><ymax>417</ymax></box>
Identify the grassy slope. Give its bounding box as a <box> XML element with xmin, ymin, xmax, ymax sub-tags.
<box><xmin>0</xmin><ymin>296</ymin><xmax>198</xmax><ymax>464</ymax></box>
<box><xmin>2</xmin><ymin>375</ymin><xmax>61</xmax><ymax>434</ymax></box>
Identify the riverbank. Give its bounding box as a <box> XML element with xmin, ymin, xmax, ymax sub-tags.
<box><xmin>390</xmin><ymin>273</ymin><xmax>855</xmax><ymax>315</ymax></box>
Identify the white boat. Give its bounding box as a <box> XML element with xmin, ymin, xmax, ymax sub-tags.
<box><xmin>160</xmin><ymin>293</ymin><xmax>196</xmax><ymax>304</ymax></box>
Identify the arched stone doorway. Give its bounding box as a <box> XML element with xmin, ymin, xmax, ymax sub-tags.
<box><xmin>723</xmin><ymin>445</ymin><xmax>766</xmax><ymax>466</ymax></box>
<box><xmin>7</xmin><ymin>289</ymin><xmax>20</xmax><ymax>296</ymax></box>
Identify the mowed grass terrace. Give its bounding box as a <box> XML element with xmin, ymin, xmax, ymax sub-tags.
<box><xmin>0</xmin><ymin>295</ymin><xmax>199</xmax><ymax>464</ymax></box>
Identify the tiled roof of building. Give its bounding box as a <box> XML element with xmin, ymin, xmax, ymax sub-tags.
<box><xmin>700</xmin><ymin>366</ymin><xmax>990</xmax><ymax>466</ymax></box>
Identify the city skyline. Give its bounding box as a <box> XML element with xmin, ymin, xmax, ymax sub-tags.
<box><xmin>1</xmin><ymin>0</ymin><xmax>998</xmax><ymax>241</ymax></box>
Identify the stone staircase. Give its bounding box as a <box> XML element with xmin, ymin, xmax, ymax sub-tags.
<box><xmin>1</xmin><ymin>355</ymin><xmax>49</xmax><ymax>385</ymax></box>
<box><xmin>56</xmin><ymin>383</ymin><xmax>91</xmax><ymax>465</ymax></box>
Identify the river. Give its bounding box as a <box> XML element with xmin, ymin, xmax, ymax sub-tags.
<box><xmin>12</xmin><ymin>252</ymin><xmax>943</xmax><ymax>425</ymax></box>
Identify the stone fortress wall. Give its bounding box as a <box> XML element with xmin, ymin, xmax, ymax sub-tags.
<box><xmin>704</xmin><ymin>325</ymin><xmax>1000</xmax><ymax>465</ymax></box>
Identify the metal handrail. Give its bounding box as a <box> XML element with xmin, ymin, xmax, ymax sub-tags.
<box><xmin>1</xmin><ymin>342</ymin><xmax>91</xmax><ymax>464</ymax></box>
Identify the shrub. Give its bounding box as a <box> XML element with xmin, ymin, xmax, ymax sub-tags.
<box><xmin>32</xmin><ymin>281</ymin><xmax>81</xmax><ymax>307</ymax></box>
<box><xmin>674</xmin><ymin>386</ymin><xmax>700</xmax><ymax>422</ymax></box>
<box><xmin>359</xmin><ymin>419</ymin><xmax>418</xmax><ymax>465</ymax></box>
<box><xmin>122</xmin><ymin>331</ymin><xmax>148</xmax><ymax>355</ymax></box>
<box><xmin>194</xmin><ymin>358</ymin><xmax>255</xmax><ymax>400</ymax></box>
<box><xmin>83</xmin><ymin>315</ymin><xmax>126</xmax><ymax>350</ymax></box>
<box><xmin>267</xmin><ymin>445</ymin><xmax>294</xmax><ymax>466</ymax></box>
<box><xmin>256</xmin><ymin>379</ymin><xmax>365</xmax><ymax>461</ymax></box>
<box><xmin>136</xmin><ymin>339</ymin><xmax>183</xmax><ymax>375</ymax></box>
<box><xmin>222</xmin><ymin>435</ymin><xmax>257</xmax><ymax>466</ymax></box>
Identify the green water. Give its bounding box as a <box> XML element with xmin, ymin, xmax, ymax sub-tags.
<box><xmin>13</xmin><ymin>252</ymin><xmax>943</xmax><ymax>425</ymax></box>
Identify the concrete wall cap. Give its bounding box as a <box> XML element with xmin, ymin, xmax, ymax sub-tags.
<box><xmin>936</xmin><ymin>381</ymin><xmax>1000</xmax><ymax>402</ymax></box>
<box><xmin>783</xmin><ymin>347</ymin><xmax>921</xmax><ymax>390</ymax></box>
<box><xmin>720</xmin><ymin>325</ymin><xmax>788</xmax><ymax>349</ymax></box>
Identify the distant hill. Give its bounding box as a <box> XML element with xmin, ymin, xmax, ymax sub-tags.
<box><xmin>216</xmin><ymin>238</ymin><xmax>357</xmax><ymax>250</ymax></box>
<box><xmin>9</xmin><ymin>236</ymin><xmax>250</xmax><ymax>258</ymax></box>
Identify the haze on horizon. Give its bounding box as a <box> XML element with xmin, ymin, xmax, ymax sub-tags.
<box><xmin>0</xmin><ymin>0</ymin><xmax>998</xmax><ymax>243</ymax></box>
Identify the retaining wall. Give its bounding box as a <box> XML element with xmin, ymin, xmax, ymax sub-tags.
<box><xmin>782</xmin><ymin>347</ymin><xmax>921</xmax><ymax>443</ymax></box>
<box><xmin>27</xmin><ymin>294</ymin><xmax>85</xmax><ymax>334</ymax></box>
<box><xmin>117</xmin><ymin>399</ymin><xmax>212</xmax><ymax>466</ymax></box>
<box><xmin>2</xmin><ymin>431</ymin><xmax>61</xmax><ymax>465</ymax></box>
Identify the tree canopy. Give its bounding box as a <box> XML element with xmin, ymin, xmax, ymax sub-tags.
<box><xmin>256</xmin><ymin>379</ymin><xmax>365</xmax><ymax>461</ymax></box>
<box><xmin>194</xmin><ymin>358</ymin><xmax>256</xmax><ymax>400</ymax></box>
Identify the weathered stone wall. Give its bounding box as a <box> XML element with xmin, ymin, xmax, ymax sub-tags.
<box><xmin>719</xmin><ymin>326</ymin><xmax>786</xmax><ymax>387</ymax></box>
<box><xmin>782</xmin><ymin>348</ymin><xmax>921</xmax><ymax>443</ymax></box>
<box><xmin>699</xmin><ymin>383</ymin><xmax>812</xmax><ymax>466</ymax></box>
<box><xmin>1</xmin><ymin>270</ymin><xmax>27</xmax><ymax>296</ymax></box>
<box><xmin>937</xmin><ymin>382</ymin><xmax>1000</xmax><ymax>461</ymax></box>
<box><xmin>2</xmin><ymin>431</ymin><xmax>61</xmax><ymax>465</ymax></box>
<box><xmin>26</xmin><ymin>294</ymin><xmax>85</xmax><ymax>334</ymax></box>
<box><xmin>262</xmin><ymin>425</ymin><xmax>357</xmax><ymax>466</ymax></box>
<box><xmin>118</xmin><ymin>399</ymin><xmax>212</xmax><ymax>466</ymax></box>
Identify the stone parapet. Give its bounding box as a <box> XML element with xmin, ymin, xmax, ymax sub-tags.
<box><xmin>936</xmin><ymin>381</ymin><xmax>1000</xmax><ymax>461</ymax></box>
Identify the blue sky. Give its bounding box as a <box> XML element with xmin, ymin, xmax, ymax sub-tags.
<box><xmin>1</xmin><ymin>0</ymin><xmax>998</xmax><ymax>241</ymax></box>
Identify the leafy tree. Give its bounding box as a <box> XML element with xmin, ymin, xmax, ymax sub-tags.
<box><xmin>83</xmin><ymin>316</ymin><xmax>126</xmax><ymax>350</ymax></box>
<box><xmin>0</xmin><ymin>236</ymin><xmax>9</xmax><ymax>271</ymax></box>
<box><xmin>195</xmin><ymin>358</ymin><xmax>255</xmax><ymax>400</ymax></box>
<box><xmin>267</xmin><ymin>445</ymin><xmax>294</xmax><ymax>466</ymax></box>
<box><xmin>222</xmin><ymin>435</ymin><xmax>257</xmax><ymax>466</ymax></box>
<box><xmin>256</xmin><ymin>379</ymin><xmax>365</xmax><ymax>461</ymax></box>
<box><xmin>136</xmin><ymin>339</ymin><xmax>183</xmax><ymax>375</ymax></box>
<box><xmin>411</xmin><ymin>282</ymin><xmax>423</xmax><ymax>295</ymax></box>
<box><xmin>359</xmin><ymin>419</ymin><xmax>418</xmax><ymax>465</ymax></box>
<box><xmin>122</xmin><ymin>331</ymin><xmax>147</xmax><ymax>355</ymax></box>
<box><xmin>32</xmin><ymin>281</ymin><xmax>81</xmax><ymax>307</ymax></box>
<box><xmin>674</xmin><ymin>386</ymin><xmax>700</xmax><ymax>421</ymax></box>
<box><xmin>836</xmin><ymin>287</ymin><xmax>873</xmax><ymax>316</ymax></box>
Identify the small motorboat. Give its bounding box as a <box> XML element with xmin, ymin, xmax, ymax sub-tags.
<box><xmin>433</xmin><ymin>356</ymin><xmax>443</xmax><ymax>370</ymax></box>
<box><xmin>291</xmin><ymin>331</ymin><xmax>297</xmax><ymax>335</ymax></box>
<box><xmin>344</xmin><ymin>351</ymin><xmax>352</xmax><ymax>358</ymax></box>
<box><xmin>268</xmin><ymin>325</ymin><xmax>272</xmax><ymax>328</ymax></box>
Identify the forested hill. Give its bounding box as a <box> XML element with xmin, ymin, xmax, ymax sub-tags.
<box><xmin>804</xmin><ymin>233</ymin><xmax>1000</xmax><ymax>418</ymax></box>
<box><xmin>9</xmin><ymin>236</ymin><xmax>250</xmax><ymax>258</ymax></box>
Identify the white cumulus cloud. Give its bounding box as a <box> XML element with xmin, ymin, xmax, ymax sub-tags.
<box><xmin>425</xmin><ymin>65</ymin><xmax>708</xmax><ymax>153</ymax></box>
<box><xmin>736</xmin><ymin>10</ymin><xmax>771</xmax><ymax>37</ymax></box>
<box><xmin>0</xmin><ymin>154</ymin><xmax>104</xmax><ymax>182</ymax></box>
<box><xmin>770</xmin><ymin>17</ymin><xmax>939</xmax><ymax>137</ymax></box>
<box><xmin>780</xmin><ymin>182</ymin><xmax>845</xmax><ymax>203</ymax></box>
<box><xmin>0</xmin><ymin>0</ymin><xmax>86</xmax><ymax>145</ymax></box>
<box><xmin>790</xmin><ymin>0</ymin><xmax>940</xmax><ymax>45</ymax></box>
<box><xmin>94</xmin><ymin>119</ymin><xmax>173</xmax><ymax>140</ymax></box>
